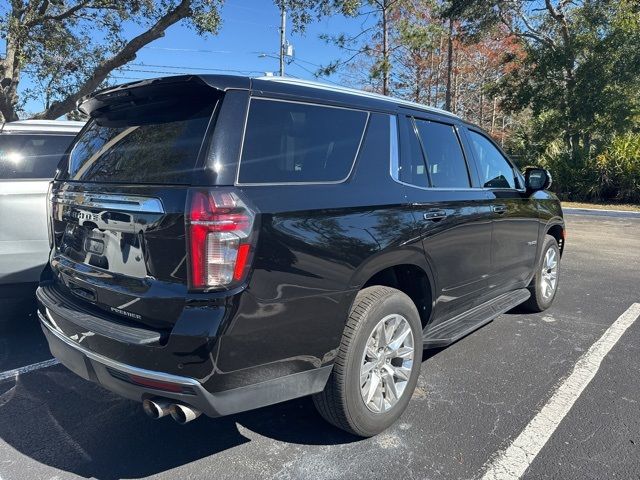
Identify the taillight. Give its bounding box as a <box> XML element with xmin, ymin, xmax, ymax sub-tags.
<box><xmin>186</xmin><ymin>189</ymin><xmax>256</xmax><ymax>290</ymax></box>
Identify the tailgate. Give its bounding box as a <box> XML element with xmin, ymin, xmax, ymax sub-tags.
<box><xmin>50</xmin><ymin>184</ymin><xmax>190</xmax><ymax>329</ymax></box>
<box><xmin>47</xmin><ymin>76</ymin><xmax>225</xmax><ymax>329</ymax></box>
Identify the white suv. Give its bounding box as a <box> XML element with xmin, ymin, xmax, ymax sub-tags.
<box><xmin>0</xmin><ymin>120</ymin><xmax>84</xmax><ymax>300</ymax></box>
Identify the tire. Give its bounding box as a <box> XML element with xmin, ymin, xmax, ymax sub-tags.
<box><xmin>313</xmin><ymin>285</ymin><xmax>423</xmax><ymax>437</ymax></box>
<box><xmin>522</xmin><ymin>234</ymin><xmax>561</xmax><ymax>312</ymax></box>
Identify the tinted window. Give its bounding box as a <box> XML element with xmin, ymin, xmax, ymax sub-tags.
<box><xmin>0</xmin><ymin>134</ymin><xmax>74</xmax><ymax>179</ymax></box>
<box><xmin>414</xmin><ymin>119</ymin><xmax>470</xmax><ymax>188</ymax></box>
<box><xmin>65</xmin><ymin>97</ymin><xmax>216</xmax><ymax>184</ymax></box>
<box><xmin>397</xmin><ymin>117</ymin><xmax>429</xmax><ymax>187</ymax></box>
<box><xmin>469</xmin><ymin>131</ymin><xmax>516</xmax><ymax>189</ymax></box>
<box><xmin>238</xmin><ymin>99</ymin><xmax>368</xmax><ymax>184</ymax></box>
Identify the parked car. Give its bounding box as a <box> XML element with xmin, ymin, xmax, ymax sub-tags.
<box><xmin>37</xmin><ymin>76</ymin><xmax>564</xmax><ymax>436</ymax></box>
<box><xmin>0</xmin><ymin>120</ymin><xmax>84</xmax><ymax>302</ymax></box>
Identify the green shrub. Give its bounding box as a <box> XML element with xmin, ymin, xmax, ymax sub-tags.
<box><xmin>592</xmin><ymin>133</ymin><xmax>640</xmax><ymax>203</ymax></box>
<box><xmin>532</xmin><ymin>134</ymin><xmax>640</xmax><ymax>203</ymax></box>
<box><xmin>537</xmin><ymin>141</ymin><xmax>595</xmax><ymax>201</ymax></box>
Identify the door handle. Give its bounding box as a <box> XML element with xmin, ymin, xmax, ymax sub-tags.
<box><xmin>423</xmin><ymin>209</ymin><xmax>448</xmax><ymax>221</ymax></box>
<box><xmin>492</xmin><ymin>204</ymin><xmax>508</xmax><ymax>214</ymax></box>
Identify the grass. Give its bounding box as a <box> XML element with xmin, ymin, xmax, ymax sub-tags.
<box><xmin>561</xmin><ymin>201</ymin><xmax>640</xmax><ymax>212</ymax></box>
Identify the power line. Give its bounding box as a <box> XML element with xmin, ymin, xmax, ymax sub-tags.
<box><xmin>288</xmin><ymin>60</ymin><xmax>347</xmax><ymax>87</ymax></box>
<box><xmin>116</xmin><ymin>66</ymin><xmax>264</xmax><ymax>76</ymax></box>
<box><xmin>142</xmin><ymin>46</ymin><xmax>232</xmax><ymax>54</ymax></box>
<box><xmin>109</xmin><ymin>75</ymin><xmax>147</xmax><ymax>81</ymax></box>
<box><xmin>127</xmin><ymin>63</ymin><xmax>263</xmax><ymax>74</ymax></box>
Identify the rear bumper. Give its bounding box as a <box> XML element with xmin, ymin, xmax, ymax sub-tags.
<box><xmin>37</xmin><ymin>289</ymin><xmax>332</xmax><ymax>417</ymax></box>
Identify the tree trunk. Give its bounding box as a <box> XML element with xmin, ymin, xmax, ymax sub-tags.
<box><xmin>381</xmin><ymin>0</ymin><xmax>389</xmax><ymax>96</ymax></box>
<box><xmin>445</xmin><ymin>17</ymin><xmax>454</xmax><ymax>112</ymax></box>
<box><xmin>427</xmin><ymin>49</ymin><xmax>435</xmax><ymax>106</ymax></box>
<box><xmin>452</xmin><ymin>46</ymin><xmax>459</xmax><ymax>114</ymax></box>
<box><xmin>479</xmin><ymin>81</ymin><xmax>484</xmax><ymax>128</ymax></box>
<box><xmin>491</xmin><ymin>97</ymin><xmax>497</xmax><ymax>134</ymax></box>
<box><xmin>433</xmin><ymin>35</ymin><xmax>444</xmax><ymax>108</ymax></box>
<box><xmin>0</xmin><ymin>6</ymin><xmax>24</xmax><ymax>122</ymax></box>
<box><xmin>414</xmin><ymin>53</ymin><xmax>422</xmax><ymax>102</ymax></box>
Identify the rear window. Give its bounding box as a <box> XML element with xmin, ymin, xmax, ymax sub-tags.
<box><xmin>0</xmin><ymin>134</ymin><xmax>75</xmax><ymax>179</ymax></box>
<box><xmin>63</xmin><ymin>94</ymin><xmax>217</xmax><ymax>184</ymax></box>
<box><xmin>238</xmin><ymin>99</ymin><xmax>368</xmax><ymax>184</ymax></box>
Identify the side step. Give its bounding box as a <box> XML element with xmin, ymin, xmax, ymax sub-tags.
<box><xmin>422</xmin><ymin>288</ymin><xmax>530</xmax><ymax>348</ymax></box>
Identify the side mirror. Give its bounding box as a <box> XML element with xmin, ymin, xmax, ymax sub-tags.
<box><xmin>524</xmin><ymin>167</ymin><xmax>552</xmax><ymax>192</ymax></box>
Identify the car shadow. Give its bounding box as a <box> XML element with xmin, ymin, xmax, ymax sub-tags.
<box><xmin>0</xmin><ymin>362</ymin><xmax>363</xmax><ymax>480</ymax></box>
<box><xmin>0</xmin><ymin>299</ymin><xmax>54</xmax><ymax>372</ymax></box>
<box><xmin>0</xmin><ymin>308</ymin><xmax>447</xmax><ymax>480</ymax></box>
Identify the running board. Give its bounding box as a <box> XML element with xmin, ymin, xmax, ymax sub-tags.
<box><xmin>422</xmin><ymin>288</ymin><xmax>531</xmax><ymax>348</ymax></box>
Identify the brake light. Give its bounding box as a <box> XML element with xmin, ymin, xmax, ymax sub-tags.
<box><xmin>186</xmin><ymin>189</ymin><xmax>256</xmax><ymax>289</ymax></box>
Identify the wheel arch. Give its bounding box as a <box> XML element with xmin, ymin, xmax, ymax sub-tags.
<box><xmin>545</xmin><ymin>219</ymin><xmax>565</xmax><ymax>256</ymax></box>
<box><xmin>348</xmin><ymin>247</ymin><xmax>436</xmax><ymax>329</ymax></box>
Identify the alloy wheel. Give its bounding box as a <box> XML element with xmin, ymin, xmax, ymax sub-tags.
<box><xmin>541</xmin><ymin>247</ymin><xmax>559</xmax><ymax>299</ymax></box>
<box><xmin>359</xmin><ymin>314</ymin><xmax>415</xmax><ymax>413</ymax></box>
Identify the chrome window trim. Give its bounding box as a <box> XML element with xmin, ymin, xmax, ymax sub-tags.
<box><xmin>51</xmin><ymin>191</ymin><xmax>165</xmax><ymax>214</ymax></box>
<box><xmin>389</xmin><ymin>114</ymin><xmax>400</xmax><ymax>182</ymax></box>
<box><xmin>235</xmin><ymin>97</ymin><xmax>370</xmax><ymax>187</ymax></box>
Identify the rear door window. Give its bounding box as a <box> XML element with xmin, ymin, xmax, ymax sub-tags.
<box><xmin>396</xmin><ymin>116</ymin><xmax>429</xmax><ymax>187</ymax></box>
<box><xmin>64</xmin><ymin>95</ymin><xmax>217</xmax><ymax>184</ymax></box>
<box><xmin>414</xmin><ymin>119</ymin><xmax>470</xmax><ymax>188</ymax></box>
<box><xmin>238</xmin><ymin>99</ymin><xmax>368</xmax><ymax>184</ymax></box>
<box><xmin>0</xmin><ymin>134</ymin><xmax>75</xmax><ymax>179</ymax></box>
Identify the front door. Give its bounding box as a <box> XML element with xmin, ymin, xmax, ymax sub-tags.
<box><xmin>466</xmin><ymin>129</ymin><xmax>540</xmax><ymax>295</ymax></box>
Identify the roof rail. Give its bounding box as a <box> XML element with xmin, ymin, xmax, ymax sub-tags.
<box><xmin>255</xmin><ymin>76</ymin><xmax>459</xmax><ymax>119</ymax></box>
<box><xmin>1</xmin><ymin>119</ymin><xmax>85</xmax><ymax>134</ymax></box>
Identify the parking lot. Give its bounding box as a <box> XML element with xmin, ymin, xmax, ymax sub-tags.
<box><xmin>1</xmin><ymin>212</ymin><xmax>638</xmax><ymax>480</ymax></box>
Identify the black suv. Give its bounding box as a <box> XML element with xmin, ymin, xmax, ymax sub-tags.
<box><xmin>37</xmin><ymin>75</ymin><xmax>564</xmax><ymax>437</ymax></box>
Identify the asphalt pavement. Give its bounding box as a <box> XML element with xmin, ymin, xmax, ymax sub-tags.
<box><xmin>0</xmin><ymin>213</ymin><xmax>638</xmax><ymax>480</ymax></box>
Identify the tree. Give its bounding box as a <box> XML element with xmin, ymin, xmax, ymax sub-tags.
<box><xmin>0</xmin><ymin>0</ymin><xmax>223</xmax><ymax>121</ymax></box>
<box><xmin>448</xmin><ymin>0</ymin><xmax>640</xmax><ymax>162</ymax></box>
<box><xmin>318</xmin><ymin>0</ymin><xmax>405</xmax><ymax>95</ymax></box>
<box><xmin>392</xmin><ymin>0</ymin><xmax>446</xmax><ymax>104</ymax></box>
<box><xmin>452</xmin><ymin>28</ymin><xmax>522</xmax><ymax>134</ymax></box>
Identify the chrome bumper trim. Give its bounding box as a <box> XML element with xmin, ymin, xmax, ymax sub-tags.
<box><xmin>38</xmin><ymin>309</ymin><xmax>200</xmax><ymax>386</ymax></box>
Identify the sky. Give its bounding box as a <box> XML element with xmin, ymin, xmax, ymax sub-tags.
<box><xmin>20</xmin><ymin>1</ymin><xmax>373</xmax><ymax>116</ymax></box>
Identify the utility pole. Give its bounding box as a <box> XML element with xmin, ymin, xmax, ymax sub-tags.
<box><xmin>279</xmin><ymin>1</ymin><xmax>286</xmax><ymax>77</ymax></box>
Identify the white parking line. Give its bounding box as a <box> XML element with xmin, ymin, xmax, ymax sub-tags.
<box><xmin>481</xmin><ymin>302</ymin><xmax>640</xmax><ymax>480</ymax></box>
<box><xmin>0</xmin><ymin>358</ymin><xmax>60</xmax><ymax>382</ymax></box>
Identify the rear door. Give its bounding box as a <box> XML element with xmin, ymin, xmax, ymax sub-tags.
<box><xmin>0</xmin><ymin>133</ymin><xmax>76</xmax><ymax>284</ymax></box>
<box><xmin>397</xmin><ymin>114</ymin><xmax>492</xmax><ymax>323</ymax></box>
<box><xmin>49</xmin><ymin>79</ymin><xmax>226</xmax><ymax>329</ymax></box>
<box><xmin>465</xmin><ymin>128</ymin><xmax>540</xmax><ymax>294</ymax></box>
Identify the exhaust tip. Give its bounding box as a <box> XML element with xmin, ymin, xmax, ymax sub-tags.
<box><xmin>169</xmin><ymin>403</ymin><xmax>202</xmax><ymax>425</ymax></box>
<box><xmin>143</xmin><ymin>398</ymin><xmax>171</xmax><ymax>419</ymax></box>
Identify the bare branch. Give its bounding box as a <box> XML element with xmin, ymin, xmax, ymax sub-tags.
<box><xmin>496</xmin><ymin>4</ymin><xmax>556</xmax><ymax>49</ymax></box>
<box><xmin>25</xmin><ymin>0</ymin><xmax>93</xmax><ymax>27</ymax></box>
